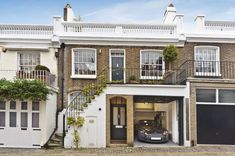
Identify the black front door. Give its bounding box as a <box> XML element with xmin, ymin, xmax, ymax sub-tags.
<box><xmin>111</xmin><ymin>57</ymin><xmax>124</xmax><ymax>81</ymax></box>
<box><xmin>111</xmin><ymin>104</ymin><xmax>127</xmax><ymax>140</ymax></box>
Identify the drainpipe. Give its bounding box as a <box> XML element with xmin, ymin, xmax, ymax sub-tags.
<box><xmin>60</xmin><ymin>43</ymin><xmax>65</xmax><ymax>110</ymax></box>
<box><xmin>60</xmin><ymin>43</ymin><xmax>66</xmax><ymax>147</ymax></box>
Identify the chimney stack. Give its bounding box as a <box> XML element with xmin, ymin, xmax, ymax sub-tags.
<box><xmin>64</xmin><ymin>4</ymin><xmax>75</xmax><ymax>22</ymax></box>
<box><xmin>163</xmin><ymin>3</ymin><xmax>176</xmax><ymax>24</ymax></box>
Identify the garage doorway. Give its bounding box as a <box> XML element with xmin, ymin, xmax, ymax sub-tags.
<box><xmin>133</xmin><ymin>96</ymin><xmax>184</xmax><ymax>147</ymax></box>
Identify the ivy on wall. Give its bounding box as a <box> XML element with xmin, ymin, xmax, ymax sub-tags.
<box><xmin>0</xmin><ymin>79</ymin><xmax>51</xmax><ymax>101</ymax></box>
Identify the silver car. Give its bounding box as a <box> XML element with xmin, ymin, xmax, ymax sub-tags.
<box><xmin>137</xmin><ymin>120</ymin><xmax>169</xmax><ymax>143</ymax></box>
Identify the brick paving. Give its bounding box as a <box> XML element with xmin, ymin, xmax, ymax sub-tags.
<box><xmin>1</xmin><ymin>146</ymin><xmax>235</xmax><ymax>156</ymax></box>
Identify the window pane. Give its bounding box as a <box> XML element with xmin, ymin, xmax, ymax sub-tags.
<box><xmin>10</xmin><ymin>112</ymin><xmax>17</xmax><ymax>127</ymax></box>
<box><xmin>73</xmin><ymin>49</ymin><xmax>96</xmax><ymax>76</ymax></box>
<box><xmin>219</xmin><ymin>90</ymin><xmax>235</xmax><ymax>103</ymax></box>
<box><xmin>21</xmin><ymin>112</ymin><xmax>28</xmax><ymax>128</ymax></box>
<box><xmin>32</xmin><ymin>101</ymin><xmax>40</xmax><ymax>111</ymax></box>
<box><xmin>21</xmin><ymin>102</ymin><xmax>27</xmax><ymax>110</ymax></box>
<box><xmin>32</xmin><ymin>113</ymin><xmax>39</xmax><ymax>128</ymax></box>
<box><xmin>0</xmin><ymin>112</ymin><xmax>5</xmax><ymax>127</ymax></box>
<box><xmin>0</xmin><ymin>101</ymin><xmax>5</xmax><ymax>110</ymax></box>
<box><xmin>10</xmin><ymin>101</ymin><xmax>16</xmax><ymax>109</ymax></box>
<box><xmin>196</xmin><ymin>89</ymin><xmax>216</xmax><ymax>102</ymax></box>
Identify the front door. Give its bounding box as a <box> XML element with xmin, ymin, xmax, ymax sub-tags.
<box><xmin>110</xmin><ymin>104</ymin><xmax>127</xmax><ymax>141</ymax></box>
<box><xmin>110</xmin><ymin>50</ymin><xmax>124</xmax><ymax>82</ymax></box>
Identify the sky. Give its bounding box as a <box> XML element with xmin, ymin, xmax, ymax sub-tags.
<box><xmin>1</xmin><ymin>0</ymin><xmax>235</xmax><ymax>26</ymax></box>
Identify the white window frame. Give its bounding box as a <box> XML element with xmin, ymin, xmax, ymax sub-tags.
<box><xmin>32</xmin><ymin>101</ymin><xmax>40</xmax><ymax>129</ymax></box>
<box><xmin>17</xmin><ymin>52</ymin><xmax>40</xmax><ymax>72</ymax></box>
<box><xmin>194</xmin><ymin>46</ymin><xmax>220</xmax><ymax>76</ymax></box>
<box><xmin>140</xmin><ymin>49</ymin><xmax>165</xmax><ymax>80</ymax></box>
<box><xmin>71</xmin><ymin>48</ymin><xmax>97</xmax><ymax>79</ymax></box>
<box><xmin>0</xmin><ymin>101</ymin><xmax>6</xmax><ymax>128</ymax></box>
<box><xmin>109</xmin><ymin>49</ymin><xmax>126</xmax><ymax>83</ymax></box>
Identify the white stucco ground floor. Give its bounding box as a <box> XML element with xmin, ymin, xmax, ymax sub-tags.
<box><xmin>64</xmin><ymin>84</ymin><xmax>191</xmax><ymax>148</ymax></box>
<box><xmin>0</xmin><ymin>92</ymin><xmax>57</xmax><ymax>148</ymax></box>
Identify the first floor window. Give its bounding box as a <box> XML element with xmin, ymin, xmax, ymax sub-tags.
<box><xmin>72</xmin><ymin>48</ymin><xmax>96</xmax><ymax>78</ymax></box>
<box><xmin>21</xmin><ymin>112</ymin><xmax>28</xmax><ymax>128</ymax></box>
<box><xmin>18</xmin><ymin>52</ymin><xmax>40</xmax><ymax>71</ymax></box>
<box><xmin>141</xmin><ymin>50</ymin><xmax>164</xmax><ymax>79</ymax></box>
<box><xmin>194</xmin><ymin>46</ymin><xmax>220</xmax><ymax>76</ymax></box>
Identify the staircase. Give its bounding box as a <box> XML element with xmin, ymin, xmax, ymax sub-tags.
<box><xmin>47</xmin><ymin>133</ymin><xmax>63</xmax><ymax>149</ymax></box>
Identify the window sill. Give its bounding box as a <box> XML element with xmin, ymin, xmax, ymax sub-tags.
<box><xmin>71</xmin><ymin>75</ymin><xmax>97</xmax><ymax>79</ymax></box>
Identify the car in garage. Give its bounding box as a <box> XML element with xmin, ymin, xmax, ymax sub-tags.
<box><xmin>137</xmin><ymin>120</ymin><xmax>169</xmax><ymax>143</ymax></box>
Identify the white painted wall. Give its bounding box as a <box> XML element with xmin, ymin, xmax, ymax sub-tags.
<box><xmin>64</xmin><ymin>90</ymin><xmax>107</xmax><ymax>148</ymax></box>
<box><xmin>64</xmin><ymin>84</ymin><xmax>187</xmax><ymax>148</ymax></box>
<box><xmin>41</xmin><ymin>91</ymin><xmax>57</xmax><ymax>146</ymax></box>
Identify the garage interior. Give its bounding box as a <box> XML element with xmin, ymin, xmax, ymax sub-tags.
<box><xmin>133</xmin><ymin>96</ymin><xmax>183</xmax><ymax>147</ymax></box>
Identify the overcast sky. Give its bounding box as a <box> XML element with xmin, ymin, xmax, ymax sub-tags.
<box><xmin>1</xmin><ymin>0</ymin><xmax>235</xmax><ymax>26</ymax></box>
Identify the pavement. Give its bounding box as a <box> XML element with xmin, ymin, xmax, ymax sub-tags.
<box><xmin>1</xmin><ymin>146</ymin><xmax>235</xmax><ymax>156</ymax></box>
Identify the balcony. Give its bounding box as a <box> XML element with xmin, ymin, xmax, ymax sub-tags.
<box><xmin>176</xmin><ymin>60</ymin><xmax>235</xmax><ymax>84</ymax></box>
<box><xmin>0</xmin><ymin>70</ymin><xmax>56</xmax><ymax>87</ymax></box>
<box><xmin>106</xmin><ymin>68</ymin><xmax>177</xmax><ymax>85</ymax></box>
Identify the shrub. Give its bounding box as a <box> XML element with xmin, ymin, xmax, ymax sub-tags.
<box><xmin>163</xmin><ymin>45</ymin><xmax>178</xmax><ymax>70</ymax></box>
<box><xmin>35</xmin><ymin>65</ymin><xmax>50</xmax><ymax>72</ymax></box>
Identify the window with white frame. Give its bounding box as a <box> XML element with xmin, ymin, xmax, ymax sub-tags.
<box><xmin>0</xmin><ymin>101</ymin><xmax>6</xmax><ymax>127</ymax></box>
<box><xmin>140</xmin><ymin>50</ymin><xmax>164</xmax><ymax>79</ymax></box>
<box><xmin>18</xmin><ymin>53</ymin><xmax>40</xmax><ymax>71</ymax></box>
<box><xmin>32</xmin><ymin>101</ymin><xmax>40</xmax><ymax>129</ymax></box>
<box><xmin>72</xmin><ymin>48</ymin><xmax>96</xmax><ymax>78</ymax></box>
<box><xmin>194</xmin><ymin>46</ymin><xmax>220</xmax><ymax>76</ymax></box>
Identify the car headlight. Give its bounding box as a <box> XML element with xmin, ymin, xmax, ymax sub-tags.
<box><xmin>163</xmin><ymin>131</ymin><xmax>168</xmax><ymax>135</ymax></box>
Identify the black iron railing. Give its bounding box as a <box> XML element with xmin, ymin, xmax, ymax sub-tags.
<box><xmin>176</xmin><ymin>60</ymin><xmax>235</xmax><ymax>84</ymax></box>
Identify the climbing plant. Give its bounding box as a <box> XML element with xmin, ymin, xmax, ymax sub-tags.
<box><xmin>0</xmin><ymin>79</ymin><xmax>51</xmax><ymax>101</ymax></box>
<box><xmin>67</xmin><ymin>116</ymin><xmax>85</xmax><ymax>149</ymax></box>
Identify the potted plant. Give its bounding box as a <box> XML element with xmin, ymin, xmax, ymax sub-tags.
<box><xmin>128</xmin><ymin>75</ymin><xmax>138</xmax><ymax>84</ymax></box>
<box><xmin>163</xmin><ymin>45</ymin><xmax>178</xmax><ymax>70</ymax></box>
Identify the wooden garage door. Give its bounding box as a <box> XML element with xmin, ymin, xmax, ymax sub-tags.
<box><xmin>197</xmin><ymin>105</ymin><xmax>235</xmax><ymax>144</ymax></box>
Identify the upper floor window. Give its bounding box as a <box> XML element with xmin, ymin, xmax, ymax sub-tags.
<box><xmin>194</xmin><ymin>46</ymin><xmax>220</xmax><ymax>76</ymax></box>
<box><xmin>18</xmin><ymin>53</ymin><xmax>40</xmax><ymax>71</ymax></box>
<box><xmin>72</xmin><ymin>48</ymin><xmax>97</xmax><ymax>79</ymax></box>
<box><xmin>140</xmin><ymin>50</ymin><xmax>164</xmax><ymax>79</ymax></box>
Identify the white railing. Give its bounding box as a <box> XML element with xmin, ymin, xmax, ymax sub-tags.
<box><xmin>62</xmin><ymin>22</ymin><xmax>176</xmax><ymax>35</ymax></box>
<box><xmin>205</xmin><ymin>21</ymin><xmax>235</xmax><ymax>32</ymax></box>
<box><xmin>0</xmin><ymin>70</ymin><xmax>55</xmax><ymax>87</ymax></box>
<box><xmin>0</xmin><ymin>24</ymin><xmax>53</xmax><ymax>38</ymax></box>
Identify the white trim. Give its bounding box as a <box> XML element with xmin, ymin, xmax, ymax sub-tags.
<box><xmin>109</xmin><ymin>49</ymin><xmax>126</xmax><ymax>83</ymax></box>
<box><xmin>194</xmin><ymin>46</ymin><xmax>220</xmax><ymax>76</ymax></box>
<box><xmin>71</xmin><ymin>48</ymin><xmax>97</xmax><ymax>79</ymax></box>
<box><xmin>139</xmin><ymin>49</ymin><xmax>165</xmax><ymax>80</ymax></box>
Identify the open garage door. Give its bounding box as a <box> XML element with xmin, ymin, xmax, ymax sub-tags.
<box><xmin>197</xmin><ymin>105</ymin><xmax>235</xmax><ymax>144</ymax></box>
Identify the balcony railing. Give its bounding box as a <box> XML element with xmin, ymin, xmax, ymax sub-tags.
<box><xmin>61</xmin><ymin>22</ymin><xmax>177</xmax><ymax>36</ymax></box>
<box><xmin>106</xmin><ymin>68</ymin><xmax>177</xmax><ymax>85</ymax></box>
<box><xmin>0</xmin><ymin>24</ymin><xmax>53</xmax><ymax>38</ymax></box>
<box><xmin>0</xmin><ymin>70</ymin><xmax>56</xmax><ymax>87</ymax></box>
<box><xmin>176</xmin><ymin>60</ymin><xmax>235</xmax><ymax>84</ymax></box>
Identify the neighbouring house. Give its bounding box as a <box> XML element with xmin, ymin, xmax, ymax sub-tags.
<box><xmin>0</xmin><ymin>24</ymin><xmax>60</xmax><ymax>148</ymax></box>
<box><xmin>1</xmin><ymin>3</ymin><xmax>235</xmax><ymax>149</ymax></box>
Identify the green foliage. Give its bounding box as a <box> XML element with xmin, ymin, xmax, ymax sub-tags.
<box><xmin>163</xmin><ymin>45</ymin><xmax>178</xmax><ymax>63</ymax></box>
<box><xmin>67</xmin><ymin>116</ymin><xmax>84</xmax><ymax>149</ymax></box>
<box><xmin>0</xmin><ymin>79</ymin><xmax>51</xmax><ymax>101</ymax></box>
<box><xmin>73</xmin><ymin>130</ymin><xmax>80</xmax><ymax>149</ymax></box>
<box><xmin>129</xmin><ymin>75</ymin><xmax>136</xmax><ymax>81</ymax></box>
<box><xmin>67</xmin><ymin>117</ymin><xmax>76</xmax><ymax>126</ymax></box>
<box><xmin>35</xmin><ymin>65</ymin><xmax>50</xmax><ymax>72</ymax></box>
